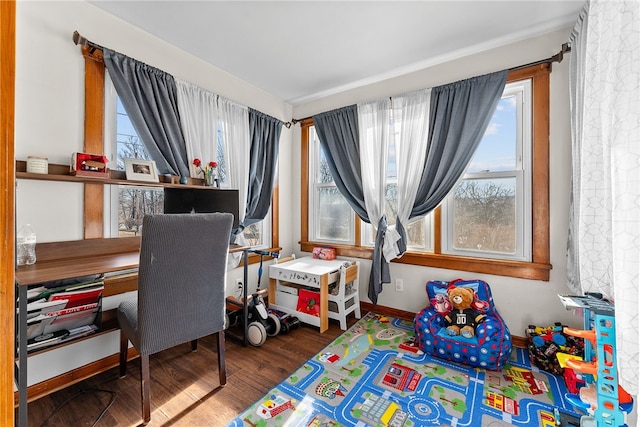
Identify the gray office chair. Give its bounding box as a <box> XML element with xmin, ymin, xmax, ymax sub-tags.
<box><xmin>117</xmin><ymin>213</ymin><xmax>233</xmax><ymax>424</ymax></box>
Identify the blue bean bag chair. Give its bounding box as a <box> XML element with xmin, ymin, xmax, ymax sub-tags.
<box><xmin>414</xmin><ymin>279</ymin><xmax>512</xmax><ymax>370</ymax></box>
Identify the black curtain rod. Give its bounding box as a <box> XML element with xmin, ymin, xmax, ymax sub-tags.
<box><xmin>287</xmin><ymin>42</ymin><xmax>572</xmax><ymax>128</ymax></box>
<box><xmin>73</xmin><ymin>31</ymin><xmax>569</xmax><ymax>130</ymax></box>
<box><xmin>73</xmin><ymin>31</ymin><xmax>286</xmax><ymax>129</ymax></box>
<box><xmin>509</xmin><ymin>42</ymin><xmax>571</xmax><ymax>72</ymax></box>
<box><xmin>73</xmin><ymin>31</ymin><xmax>104</xmax><ymax>54</ymax></box>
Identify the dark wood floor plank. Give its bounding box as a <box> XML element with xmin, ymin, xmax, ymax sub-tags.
<box><xmin>26</xmin><ymin>317</ymin><xmax>358</xmax><ymax>426</ymax></box>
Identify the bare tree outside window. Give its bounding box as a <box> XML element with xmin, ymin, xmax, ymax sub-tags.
<box><xmin>316</xmin><ymin>144</ymin><xmax>352</xmax><ymax>241</ymax></box>
<box><xmin>116</xmin><ymin>103</ymin><xmax>164</xmax><ymax>236</ymax></box>
<box><xmin>453</xmin><ymin>179</ymin><xmax>516</xmax><ymax>254</ymax></box>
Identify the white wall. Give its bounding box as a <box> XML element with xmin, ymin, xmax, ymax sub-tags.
<box><xmin>290</xmin><ymin>27</ymin><xmax>582</xmax><ymax>336</ymax></box>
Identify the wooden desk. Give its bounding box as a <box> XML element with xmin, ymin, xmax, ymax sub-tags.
<box><xmin>15</xmin><ymin>238</ymin><xmax>247</xmax><ymax>285</ymax></box>
<box><xmin>268</xmin><ymin>257</ymin><xmax>345</xmax><ymax>333</ymax></box>
<box><xmin>14</xmin><ymin>237</ymin><xmax>248</xmax><ymax>427</ymax></box>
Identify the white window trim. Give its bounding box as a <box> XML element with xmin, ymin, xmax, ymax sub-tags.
<box><xmin>104</xmin><ymin>71</ymin><xmax>119</xmax><ymax>238</ymax></box>
<box><xmin>441</xmin><ymin>80</ymin><xmax>533</xmax><ymax>261</ymax></box>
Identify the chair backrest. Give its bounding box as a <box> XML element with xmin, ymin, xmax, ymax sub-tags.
<box><xmin>331</xmin><ymin>261</ymin><xmax>359</xmax><ymax>301</ymax></box>
<box><xmin>276</xmin><ymin>255</ymin><xmax>295</xmax><ymax>264</ymax></box>
<box><xmin>137</xmin><ymin>213</ymin><xmax>233</xmax><ymax>355</ymax></box>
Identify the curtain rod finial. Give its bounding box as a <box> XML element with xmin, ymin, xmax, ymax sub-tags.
<box><xmin>73</xmin><ymin>31</ymin><xmax>86</xmax><ymax>46</ymax></box>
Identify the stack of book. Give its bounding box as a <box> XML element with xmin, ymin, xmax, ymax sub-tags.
<box><xmin>23</xmin><ymin>277</ymin><xmax>104</xmax><ymax>352</ymax></box>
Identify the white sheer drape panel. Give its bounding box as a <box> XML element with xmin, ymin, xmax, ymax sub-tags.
<box><xmin>218</xmin><ymin>97</ymin><xmax>250</xmax><ymax>269</ymax></box>
<box><xmin>568</xmin><ymin>0</ymin><xmax>640</xmax><ymax>395</ymax></box>
<box><xmin>386</xmin><ymin>89</ymin><xmax>431</xmax><ymax>260</ymax></box>
<box><xmin>175</xmin><ymin>79</ymin><xmax>219</xmax><ymax>178</ymax></box>
<box><xmin>217</xmin><ymin>97</ymin><xmax>250</xmax><ymax>223</ymax></box>
<box><xmin>357</xmin><ymin>99</ymin><xmax>391</xmax><ymax>257</ymax></box>
<box><xmin>566</xmin><ymin>5</ymin><xmax>588</xmax><ymax>295</ymax></box>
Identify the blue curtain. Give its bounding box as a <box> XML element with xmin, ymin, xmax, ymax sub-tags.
<box><xmin>242</xmin><ymin>109</ymin><xmax>283</xmax><ymax>227</ymax></box>
<box><xmin>103</xmin><ymin>49</ymin><xmax>190</xmax><ymax>176</ymax></box>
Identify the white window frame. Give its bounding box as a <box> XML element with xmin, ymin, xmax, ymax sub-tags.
<box><xmin>441</xmin><ymin>79</ymin><xmax>533</xmax><ymax>261</ymax></box>
<box><xmin>308</xmin><ymin>126</ymin><xmax>355</xmax><ymax>245</ymax></box>
<box><xmin>104</xmin><ymin>72</ymin><xmax>119</xmax><ymax>238</ymax></box>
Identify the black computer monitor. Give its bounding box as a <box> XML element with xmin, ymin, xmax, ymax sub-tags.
<box><xmin>163</xmin><ymin>188</ymin><xmax>240</xmax><ymax>229</ymax></box>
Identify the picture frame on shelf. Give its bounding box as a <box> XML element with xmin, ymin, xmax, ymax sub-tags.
<box><xmin>124</xmin><ymin>158</ymin><xmax>159</xmax><ymax>183</ymax></box>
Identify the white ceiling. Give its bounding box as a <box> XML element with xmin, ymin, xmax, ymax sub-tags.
<box><xmin>89</xmin><ymin>1</ymin><xmax>585</xmax><ymax>105</ymax></box>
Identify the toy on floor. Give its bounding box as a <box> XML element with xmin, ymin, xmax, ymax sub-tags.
<box><xmin>225</xmin><ymin>249</ymin><xmax>281</xmax><ymax>346</ymax></box>
<box><xmin>559</xmin><ymin>303</ymin><xmax>634</xmax><ymax>427</ymax></box>
<box><xmin>414</xmin><ymin>279</ymin><xmax>512</xmax><ymax>370</ymax></box>
<box><xmin>226</xmin><ymin>289</ymin><xmax>281</xmax><ymax>346</ymax></box>
<box><xmin>268</xmin><ymin>307</ymin><xmax>301</xmax><ymax>334</ymax></box>
<box><xmin>554</xmin><ymin>408</ymin><xmax>582</xmax><ymax>427</ymax></box>
<box><xmin>525</xmin><ymin>322</ymin><xmax>584</xmax><ymax>376</ymax></box>
<box><xmin>443</xmin><ymin>285</ymin><xmax>485</xmax><ymax>338</ymax></box>
<box><xmin>529</xmin><ymin>323</ymin><xmax>567</xmax><ymax>348</ymax></box>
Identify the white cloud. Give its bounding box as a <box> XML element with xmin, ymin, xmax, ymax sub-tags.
<box><xmin>484</xmin><ymin>122</ymin><xmax>500</xmax><ymax>135</ymax></box>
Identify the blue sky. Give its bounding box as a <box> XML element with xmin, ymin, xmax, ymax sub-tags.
<box><xmin>467</xmin><ymin>95</ymin><xmax>517</xmax><ymax>174</ymax></box>
<box><xmin>116</xmin><ymin>98</ymin><xmax>138</xmax><ymax>143</ymax></box>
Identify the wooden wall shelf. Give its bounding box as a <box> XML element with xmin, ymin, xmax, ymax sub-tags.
<box><xmin>16</xmin><ymin>160</ymin><xmax>216</xmax><ymax>190</ymax></box>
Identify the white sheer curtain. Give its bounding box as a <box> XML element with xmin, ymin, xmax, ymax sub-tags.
<box><xmin>386</xmin><ymin>89</ymin><xmax>431</xmax><ymax>260</ymax></box>
<box><xmin>217</xmin><ymin>97</ymin><xmax>250</xmax><ymax>225</ymax></box>
<box><xmin>175</xmin><ymin>81</ymin><xmax>251</xmax><ymax>269</ymax></box>
<box><xmin>567</xmin><ymin>0</ymin><xmax>640</xmax><ymax>395</ymax></box>
<box><xmin>218</xmin><ymin>97</ymin><xmax>250</xmax><ymax>267</ymax></box>
<box><xmin>175</xmin><ymin>79</ymin><xmax>219</xmax><ymax>177</ymax></box>
<box><xmin>358</xmin><ymin>99</ymin><xmax>391</xmax><ymax>258</ymax></box>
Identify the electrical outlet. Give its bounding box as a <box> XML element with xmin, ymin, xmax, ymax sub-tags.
<box><xmin>395</xmin><ymin>278</ymin><xmax>404</xmax><ymax>292</ymax></box>
<box><xmin>235</xmin><ymin>279</ymin><xmax>243</xmax><ymax>291</ymax></box>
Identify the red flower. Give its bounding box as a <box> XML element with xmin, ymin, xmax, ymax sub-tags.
<box><xmin>192</xmin><ymin>158</ymin><xmax>218</xmax><ymax>179</ymax></box>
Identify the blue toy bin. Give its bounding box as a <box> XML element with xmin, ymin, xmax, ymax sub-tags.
<box><xmin>414</xmin><ymin>279</ymin><xmax>512</xmax><ymax>371</ymax></box>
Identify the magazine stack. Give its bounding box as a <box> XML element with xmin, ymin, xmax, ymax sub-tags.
<box><xmin>21</xmin><ymin>275</ymin><xmax>104</xmax><ymax>352</ymax></box>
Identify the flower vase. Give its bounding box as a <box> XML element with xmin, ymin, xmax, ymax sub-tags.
<box><xmin>204</xmin><ymin>171</ymin><xmax>215</xmax><ymax>186</ymax></box>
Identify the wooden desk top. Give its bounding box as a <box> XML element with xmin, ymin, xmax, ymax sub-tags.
<box><xmin>15</xmin><ymin>238</ymin><xmax>248</xmax><ymax>286</ymax></box>
<box><xmin>15</xmin><ymin>251</ymin><xmax>140</xmax><ymax>286</ymax></box>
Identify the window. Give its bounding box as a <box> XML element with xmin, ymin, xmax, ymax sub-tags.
<box><xmin>441</xmin><ymin>80</ymin><xmax>531</xmax><ymax>261</ymax></box>
<box><xmin>80</xmin><ymin>44</ymin><xmax>279</xmax><ymax>262</ymax></box>
<box><xmin>301</xmin><ymin>65</ymin><xmax>551</xmax><ymax>280</ymax></box>
<box><xmin>359</xmin><ymin>116</ymin><xmax>433</xmax><ymax>252</ymax></box>
<box><xmin>104</xmin><ymin>77</ymin><xmax>163</xmax><ymax>238</ymax></box>
<box><xmin>308</xmin><ymin>126</ymin><xmax>355</xmax><ymax>244</ymax></box>
<box><xmin>104</xmin><ymin>78</ymin><xmax>270</xmax><ymax>246</ymax></box>
<box><xmin>308</xmin><ymin>122</ymin><xmax>433</xmax><ymax>250</ymax></box>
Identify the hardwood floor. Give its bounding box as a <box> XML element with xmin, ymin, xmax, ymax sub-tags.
<box><xmin>25</xmin><ymin>318</ymin><xmax>359</xmax><ymax>427</ymax></box>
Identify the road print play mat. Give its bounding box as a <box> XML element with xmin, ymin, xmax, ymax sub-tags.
<box><xmin>227</xmin><ymin>312</ymin><xmax>580</xmax><ymax>427</ymax></box>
